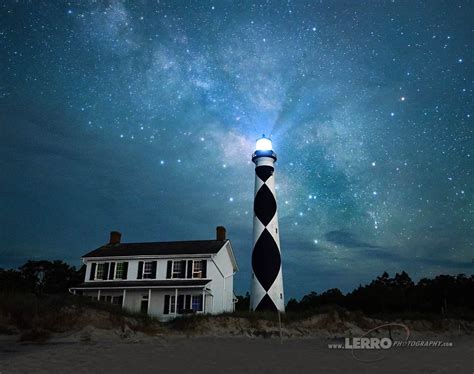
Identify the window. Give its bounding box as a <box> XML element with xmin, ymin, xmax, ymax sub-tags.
<box><xmin>115</xmin><ymin>262</ymin><xmax>124</xmax><ymax>279</ymax></box>
<box><xmin>112</xmin><ymin>296</ymin><xmax>123</xmax><ymax>306</ymax></box>
<box><xmin>192</xmin><ymin>295</ymin><xmax>203</xmax><ymax>312</ymax></box>
<box><xmin>143</xmin><ymin>262</ymin><xmax>153</xmax><ymax>279</ymax></box>
<box><xmin>138</xmin><ymin>261</ymin><xmax>155</xmax><ymax>279</ymax></box>
<box><xmin>192</xmin><ymin>261</ymin><xmax>203</xmax><ymax>278</ymax></box>
<box><xmin>166</xmin><ymin>294</ymin><xmax>204</xmax><ymax>314</ymax></box>
<box><xmin>172</xmin><ymin>261</ymin><xmax>183</xmax><ymax>278</ymax></box>
<box><xmin>96</xmin><ymin>263</ymin><xmax>105</xmax><ymax>279</ymax></box>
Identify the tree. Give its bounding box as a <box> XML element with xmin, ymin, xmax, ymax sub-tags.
<box><xmin>0</xmin><ymin>268</ymin><xmax>28</xmax><ymax>292</ymax></box>
<box><xmin>235</xmin><ymin>292</ymin><xmax>250</xmax><ymax>311</ymax></box>
<box><xmin>18</xmin><ymin>260</ymin><xmax>82</xmax><ymax>294</ymax></box>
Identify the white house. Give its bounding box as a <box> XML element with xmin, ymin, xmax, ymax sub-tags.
<box><xmin>70</xmin><ymin>226</ymin><xmax>238</xmax><ymax>320</ymax></box>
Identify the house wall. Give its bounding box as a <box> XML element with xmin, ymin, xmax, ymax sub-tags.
<box><xmin>205</xmin><ymin>242</ymin><xmax>236</xmax><ymax>314</ymax></box>
<box><xmin>80</xmin><ymin>241</ymin><xmax>237</xmax><ymax>317</ymax></box>
<box><xmin>123</xmin><ymin>290</ymin><xmax>145</xmax><ymax>313</ymax></box>
<box><xmin>148</xmin><ymin>290</ymin><xmax>163</xmax><ymax>317</ymax></box>
<box><xmin>81</xmin><ymin>287</ymin><xmax>227</xmax><ymax>320</ymax></box>
<box><xmin>206</xmin><ymin>259</ymin><xmax>223</xmax><ymax>314</ymax></box>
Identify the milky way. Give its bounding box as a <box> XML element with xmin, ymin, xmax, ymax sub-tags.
<box><xmin>1</xmin><ymin>1</ymin><xmax>472</xmax><ymax>297</ymax></box>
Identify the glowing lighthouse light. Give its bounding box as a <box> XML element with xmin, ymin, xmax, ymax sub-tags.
<box><xmin>255</xmin><ymin>135</ymin><xmax>273</xmax><ymax>151</ymax></box>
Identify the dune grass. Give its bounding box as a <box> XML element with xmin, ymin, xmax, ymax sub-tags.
<box><xmin>1</xmin><ymin>291</ymin><xmax>471</xmax><ymax>342</ymax></box>
<box><xmin>0</xmin><ymin>291</ymin><xmax>162</xmax><ymax>341</ymax></box>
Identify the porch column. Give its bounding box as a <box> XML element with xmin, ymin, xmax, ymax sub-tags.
<box><xmin>174</xmin><ymin>288</ymin><xmax>178</xmax><ymax>317</ymax></box>
<box><xmin>147</xmin><ymin>289</ymin><xmax>152</xmax><ymax>315</ymax></box>
<box><xmin>202</xmin><ymin>289</ymin><xmax>205</xmax><ymax>313</ymax></box>
<box><xmin>97</xmin><ymin>289</ymin><xmax>101</xmax><ymax>301</ymax></box>
<box><xmin>122</xmin><ymin>289</ymin><xmax>126</xmax><ymax>308</ymax></box>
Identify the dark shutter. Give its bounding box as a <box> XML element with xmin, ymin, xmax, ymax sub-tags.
<box><xmin>164</xmin><ymin>295</ymin><xmax>170</xmax><ymax>315</ymax></box>
<box><xmin>151</xmin><ymin>261</ymin><xmax>157</xmax><ymax>279</ymax></box>
<box><xmin>202</xmin><ymin>260</ymin><xmax>207</xmax><ymax>278</ymax></box>
<box><xmin>109</xmin><ymin>262</ymin><xmax>116</xmax><ymax>280</ymax></box>
<box><xmin>137</xmin><ymin>261</ymin><xmax>143</xmax><ymax>279</ymax></box>
<box><xmin>89</xmin><ymin>263</ymin><xmax>96</xmax><ymax>280</ymax></box>
<box><xmin>185</xmin><ymin>295</ymin><xmax>191</xmax><ymax>310</ymax></box>
<box><xmin>166</xmin><ymin>261</ymin><xmax>172</xmax><ymax>279</ymax></box>
<box><xmin>187</xmin><ymin>260</ymin><xmax>193</xmax><ymax>278</ymax></box>
<box><xmin>180</xmin><ymin>260</ymin><xmax>186</xmax><ymax>278</ymax></box>
<box><xmin>102</xmin><ymin>263</ymin><xmax>109</xmax><ymax>280</ymax></box>
<box><xmin>198</xmin><ymin>294</ymin><xmax>203</xmax><ymax>311</ymax></box>
<box><xmin>122</xmin><ymin>262</ymin><xmax>128</xmax><ymax>279</ymax></box>
<box><xmin>177</xmin><ymin>295</ymin><xmax>184</xmax><ymax>314</ymax></box>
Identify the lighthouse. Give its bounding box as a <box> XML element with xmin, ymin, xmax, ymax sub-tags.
<box><xmin>250</xmin><ymin>135</ymin><xmax>285</xmax><ymax>312</ymax></box>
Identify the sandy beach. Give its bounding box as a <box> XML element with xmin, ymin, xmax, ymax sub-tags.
<box><xmin>1</xmin><ymin>333</ymin><xmax>473</xmax><ymax>374</ymax></box>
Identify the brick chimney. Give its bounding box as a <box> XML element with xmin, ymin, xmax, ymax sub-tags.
<box><xmin>216</xmin><ymin>226</ymin><xmax>226</xmax><ymax>241</ymax></box>
<box><xmin>109</xmin><ymin>231</ymin><xmax>122</xmax><ymax>245</ymax></box>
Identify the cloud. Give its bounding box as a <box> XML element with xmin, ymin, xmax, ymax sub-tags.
<box><xmin>325</xmin><ymin>230</ymin><xmax>378</xmax><ymax>248</ymax></box>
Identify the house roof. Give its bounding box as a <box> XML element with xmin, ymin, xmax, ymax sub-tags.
<box><xmin>82</xmin><ymin>240</ymin><xmax>227</xmax><ymax>258</ymax></box>
<box><xmin>71</xmin><ymin>279</ymin><xmax>211</xmax><ymax>289</ymax></box>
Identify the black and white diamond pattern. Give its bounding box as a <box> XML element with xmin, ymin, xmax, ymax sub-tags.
<box><xmin>251</xmin><ymin>162</ymin><xmax>285</xmax><ymax>312</ymax></box>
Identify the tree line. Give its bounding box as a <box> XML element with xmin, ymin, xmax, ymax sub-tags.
<box><xmin>1</xmin><ymin>261</ymin><xmax>473</xmax><ymax>317</ymax></box>
<box><xmin>286</xmin><ymin>271</ymin><xmax>474</xmax><ymax>316</ymax></box>
<box><xmin>237</xmin><ymin>271</ymin><xmax>473</xmax><ymax>316</ymax></box>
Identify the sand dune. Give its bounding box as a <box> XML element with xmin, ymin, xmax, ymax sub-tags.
<box><xmin>1</xmin><ymin>310</ymin><xmax>473</xmax><ymax>373</ymax></box>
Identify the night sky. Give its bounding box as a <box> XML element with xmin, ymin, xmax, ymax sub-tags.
<box><xmin>1</xmin><ymin>1</ymin><xmax>472</xmax><ymax>298</ymax></box>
